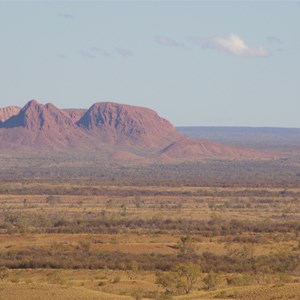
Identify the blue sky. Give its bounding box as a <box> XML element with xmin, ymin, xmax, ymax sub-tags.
<box><xmin>0</xmin><ymin>1</ymin><xmax>299</xmax><ymax>127</ymax></box>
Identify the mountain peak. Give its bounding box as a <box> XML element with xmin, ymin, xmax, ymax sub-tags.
<box><xmin>0</xmin><ymin>100</ymin><xmax>91</xmax><ymax>149</ymax></box>
<box><xmin>26</xmin><ymin>99</ymin><xmax>39</xmax><ymax>106</ymax></box>
<box><xmin>1</xmin><ymin>100</ymin><xmax>76</xmax><ymax>131</ymax></box>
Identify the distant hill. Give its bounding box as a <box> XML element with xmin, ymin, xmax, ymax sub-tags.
<box><xmin>177</xmin><ymin>126</ymin><xmax>300</xmax><ymax>153</ymax></box>
<box><xmin>0</xmin><ymin>100</ymin><xmax>276</xmax><ymax>161</ymax></box>
<box><xmin>159</xmin><ymin>137</ymin><xmax>267</xmax><ymax>162</ymax></box>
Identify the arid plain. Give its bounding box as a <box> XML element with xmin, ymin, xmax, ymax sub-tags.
<box><xmin>0</xmin><ymin>102</ymin><xmax>300</xmax><ymax>299</ymax></box>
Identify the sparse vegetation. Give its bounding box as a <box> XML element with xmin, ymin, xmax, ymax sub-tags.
<box><xmin>0</xmin><ymin>182</ymin><xmax>299</xmax><ymax>299</ymax></box>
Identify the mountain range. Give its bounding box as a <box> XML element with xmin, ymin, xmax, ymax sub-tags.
<box><xmin>0</xmin><ymin>100</ymin><xmax>276</xmax><ymax>162</ymax></box>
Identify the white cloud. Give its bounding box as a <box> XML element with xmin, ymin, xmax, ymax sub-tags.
<box><xmin>202</xmin><ymin>34</ymin><xmax>270</xmax><ymax>57</ymax></box>
<box><xmin>155</xmin><ymin>36</ymin><xmax>183</xmax><ymax>47</ymax></box>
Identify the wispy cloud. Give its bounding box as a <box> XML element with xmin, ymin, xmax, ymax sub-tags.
<box><xmin>91</xmin><ymin>47</ymin><xmax>111</xmax><ymax>58</ymax></box>
<box><xmin>266</xmin><ymin>36</ymin><xmax>282</xmax><ymax>45</ymax></box>
<box><xmin>115</xmin><ymin>48</ymin><xmax>134</xmax><ymax>58</ymax></box>
<box><xmin>155</xmin><ymin>36</ymin><xmax>183</xmax><ymax>47</ymax></box>
<box><xmin>201</xmin><ymin>34</ymin><xmax>270</xmax><ymax>57</ymax></box>
<box><xmin>79</xmin><ymin>50</ymin><xmax>96</xmax><ymax>59</ymax></box>
<box><xmin>79</xmin><ymin>47</ymin><xmax>134</xmax><ymax>59</ymax></box>
<box><xmin>57</xmin><ymin>53</ymin><xmax>67</xmax><ymax>59</ymax></box>
<box><xmin>266</xmin><ymin>36</ymin><xmax>283</xmax><ymax>52</ymax></box>
<box><xmin>59</xmin><ymin>13</ymin><xmax>73</xmax><ymax>19</ymax></box>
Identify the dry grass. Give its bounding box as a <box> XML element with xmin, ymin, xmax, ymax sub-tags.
<box><xmin>0</xmin><ymin>283</ymin><xmax>132</xmax><ymax>300</ymax></box>
<box><xmin>1</xmin><ymin>269</ymin><xmax>300</xmax><ymax>300</ymax></box>
<box><xmin>0</xmin><ymin>184</ymin><xmax>299</xmax><ymax>299</ymax></box>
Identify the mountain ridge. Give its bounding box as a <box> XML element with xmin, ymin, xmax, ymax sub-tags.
<box><xmin>0</xmin><ymin>100</ymin><xmax>278</xmax><ymax>161</ymax></box>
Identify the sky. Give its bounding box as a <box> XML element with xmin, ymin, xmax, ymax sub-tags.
<box><xmin>0</xmin><ymin>1</ymin><xmax>299</xmax><ymax>127</ymax></box>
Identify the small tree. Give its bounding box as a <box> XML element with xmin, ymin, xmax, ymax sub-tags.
<box><xmin>203</xmin><ymin>272</ymin><xmax>220</xmax><ymax>290</ymax></box>
<box><xmin>175</xmin><ymin>262</ymin><xmax>201</xmax><ymax>294</ymax></box>
<box><xmin>156</xmin><ymin>262</ymin><xmax>201</xmax><ymax>295</ymax></box>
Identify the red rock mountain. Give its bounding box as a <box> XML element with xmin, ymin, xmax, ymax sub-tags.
<box><xmin>76</xmin><ymin>102</ymin><xmax>182</xmax><ymax>148</ymax></box>
<box><xmin>0</xmin><ymin>100</ymin><xmax>91</xmax><ymax>149</ymax></box>
<box><xmin>2</xmin><ymin>100</ymin><xmax>76</xmax><ymax>130</ymax></box>
<box><xmin>0</xmin><ymin>106</ymin><xmax>20</xmax><ymax>123</ymax></box>
<box><xmin>0</xmin><ymin>99</ymin><xmax>276</xmax><ymax>161</ymax></box>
